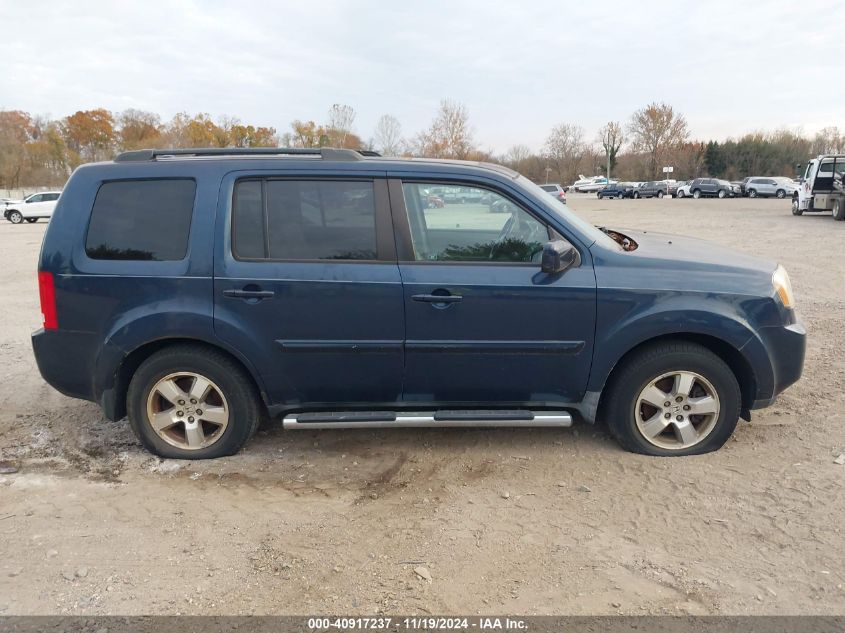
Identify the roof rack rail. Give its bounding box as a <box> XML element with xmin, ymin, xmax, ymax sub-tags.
<box><xmin>114</xmin><ymin>147</ymin><xmax>380</xmax><ymax>163</ymax></box>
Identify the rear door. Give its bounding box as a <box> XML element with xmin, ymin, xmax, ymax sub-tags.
<box><xmin>390</xmin><ymin>178</ymin><xmax>596</xmax><ymax>405</ymax></box>
<box><xmin>213</xmin><ymin>172</ymin><xmax>404</xmax><ymax>409</ymax></box>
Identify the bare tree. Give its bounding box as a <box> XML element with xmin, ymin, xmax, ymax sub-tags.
<box><xmin>503</xmin><ymin>144</ymin><xmax>531</xmax><ymax>168</ymax></box>
<box><xmin>597</xmin><ymin>121</ymin><xmax>625</xmax><ymax>177</ymax></box>
<box><xmin>373</xmin><ymin>114</ymin><xmax>403</xmax><ymax>156</ymax></box>
<box><xmin>628</xmin><ymin>102</ymin><xmax>689</xmax><ymax>179</ymax></box>
<box><xmin>812</xmin><ymin>126</ymin><xmax>843</xmax><ymax>155</ymax></box>
<box><xmin>543</xmin><ymin>123</ymin><xmax>586</xmax><ymax>184</ymax></box>
<box><xmin>417</xmin><ymin>99</ymin><xmax>474</xmax><ymax>159</ymax></box>
<box><xmin>327</xmin><ymin>104</ymin><xmax>356</xmax><ymax>147</ymax></box>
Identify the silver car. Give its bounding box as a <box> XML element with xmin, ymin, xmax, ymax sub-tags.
<box><xmin>745</xmin><ymin>177</ymin><xmax>797</xmax><ymax>199</ymax></box>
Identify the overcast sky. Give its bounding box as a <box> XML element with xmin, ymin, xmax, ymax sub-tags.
<box><xmin>1</xmin><ymin>0</ymin><xmax>842</xmax><ymax>153</ymax></box>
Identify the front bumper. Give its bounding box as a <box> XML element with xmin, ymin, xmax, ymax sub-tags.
<box><xmin>750</xmin><ymin>320</ymin><xmax>806</xmax><ymax>409</ymax></box>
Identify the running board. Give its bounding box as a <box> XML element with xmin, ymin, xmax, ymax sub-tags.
<box><xmin>282</xmin><ymin>409</ymin><xmax>572</xmax><ymax>429</ymax></box>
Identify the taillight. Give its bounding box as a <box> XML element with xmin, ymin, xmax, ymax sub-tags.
<box><xmin>38</xmin><ymin>271</ymin><xmax>58</xmax><ymax>330</ymax></box>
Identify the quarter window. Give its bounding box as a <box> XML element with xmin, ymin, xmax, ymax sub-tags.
<box><xmin>401</xmin><ymin>183</ymin><xmax>548</xmax><ymax>263</ymax></box>
<box><xmin>86</xmin><ymin>179</ymin><xmax>196</xmax><ymax>261</ymax></box>
<box><xmin>232</xmin><ymin>179</ymin><xmax>377</xmax><ymax>261</ymax></box>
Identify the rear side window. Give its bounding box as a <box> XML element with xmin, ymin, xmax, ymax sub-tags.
<box><xmin>232</xmin><ymin>179</ymin><xmax>377</xmax><ymax>261</ymax></box>
<box><xmin>86</xmin><ymin>179</ymin><xmax>196</xmax><ymax>261</ymax></box>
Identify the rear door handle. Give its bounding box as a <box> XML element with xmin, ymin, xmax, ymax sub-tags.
<box><xmin>223</xmin><ymin>289</ymin><xmax>275</xmax><ymax>299</ymax></box>
<box><xmin>412</xmin><ymin>294</ymin><xmax>462</xmax><ymax>304</ymax></box>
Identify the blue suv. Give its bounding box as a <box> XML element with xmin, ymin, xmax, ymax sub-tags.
<box><xmin>32</xmin><ymin>148</ymin><xmax>806</xmax><ymax>459</ymax></box>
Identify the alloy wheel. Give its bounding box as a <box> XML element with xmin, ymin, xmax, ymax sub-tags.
<box><xmin>146</xmin><ymin>372</ymin><xmax>230</xmax><ymax>450</ymax></box>
<box><xmin>634</xmin><ymin>370</ymin><xmax>720</xmax><ymax>450</ymax></box>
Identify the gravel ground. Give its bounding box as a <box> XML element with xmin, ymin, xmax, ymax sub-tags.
<box><xmin>0</xmin><ymin>195</ymin><xmax>843</xmax><ymax>616</ymax></box>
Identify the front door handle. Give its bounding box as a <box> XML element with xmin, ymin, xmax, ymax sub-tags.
<box><xmin>412</xmin><ymin>293</ymin><xmax>462</xmax><ymax>304</ymax></box>
<box><xmin>223</xmin><ymin>288</ymin><xmax>275</xmax><ymax>299</ymax></box>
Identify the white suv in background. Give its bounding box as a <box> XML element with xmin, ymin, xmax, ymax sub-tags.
<box><xmin>4</xmin><ymin>191</ymin><xmax>62</xmax><ymax>224</ymax></box>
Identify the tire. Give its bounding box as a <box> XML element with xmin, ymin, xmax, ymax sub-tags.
<box><xmin>792</xmin><ymin>197</ymin><xmax>803</xmax><ymax>216</ymax></box>
<box><xmin>692</xmin><ymin>189</ymin><xmax>701</xmax><ymax>199</ymax></box>
<box><xmin>677</xmin><ymin>190</ymin><xmax>685</xmax><ymax>199</ymax></box>
<box><xmin>617</xmin><ymin>194</ymin><xmax>624</xmax><ymax>200</ymax></box>
<box><xmin>834</xmin><ymin>199</ymin><xmax>844</xmax><ymax>221</ymax></box>
<box><xmin>26</xmin><ymin>218</ymin><xmax>38</xmax><ymax>223</ymax></box>
<box><xmin>717</xmin><ymin>189</ymin><xmax>726</xmax><ymax>199</ymax></box>
<box><xmin>633</xmin><ymin>192</ymin><xmax>640</xmax><ymax>199</ymax></box>
<box><xmin>657</xmin><ymin>191</ymin><xmax>665</xmax><ymax>199</ymax></box>
<box><xmin>748</xmin><ymin>189</ymin><xmax>757</xmax><ymax>198</ymax></box>
<box><xmin>602</xmin><ymin>341</ymin><xmax>741</xmax><ymax>456</ymax></box>
<box><xmin>127</xmin><ymin>345</ymin><xmax>263</xmax><ymax>459</ymax></box>
<box><xmin>8</xmin><ymin>210</ymin><xmax>22</xmax><ymax>224</ymax></box>
<box><xmin>776</xmin><ymin>189</ymin><xmax>786</xmax><ymax>199</ymax></box>
<box><xmin>597</xmin><ymin>194</ymin><xmax>603</xmax><ymax>199</ymax></box>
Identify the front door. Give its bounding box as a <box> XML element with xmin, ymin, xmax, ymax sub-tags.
<box><xmin>213</xmin><ymin>175</ymin><xmax>404</xmax><ymax>409</ymax></box>
<box><xmin>391</xmin><ymin>179</ymin><xmax>596</xmax><ymax>405</ymax></box>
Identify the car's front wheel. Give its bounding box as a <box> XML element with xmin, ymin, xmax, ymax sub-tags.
<box><xmin>748</xmin><ymin>189</ymin><xmax>757</xmax><ymax>198</ymax></box>
<box><xmin>833</xmin><ymin>199</ymin><xmax>844</xmax><ymax>221</ymax></box>
<box><xmin>677</xmin><ymin>190</ymin><xmax>685</xmax><ymax>198</ymax></box>
<box><xmin>717</xmin><ymin>189</ymin><xmax>727</xmax><ymax>199</ymax></box>
<box><xmin>792</xmin><ymin>197</ymin><xmax>803</xmax><ymax>215</ymax></box>
<box><xmin>603</xmin><ymin>341</ymin><xmax>740</xmax><ymax>456</ymax></box>
<box><xmin>776</xmin><ymin>189</ymin><xmax>786</xmax><ymax>199</ymax></box>
<box><xmin>127</xmin><ymin>345</ymin><xmax>263</xmax><ymax>459</ymax></box>
<box><xmin>692</xmin><ymin>189</ymin><xmax>701</xmax><ymax>199</ymax></box>
<box><xmin>8</xmin><ymin>211</ymin><xmax>22</xmax><ymax>224</ymax></box>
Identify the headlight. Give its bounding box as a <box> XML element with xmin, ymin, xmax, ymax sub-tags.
<box><xmin>772</xmin><ymin>264</ymin><xmax>795</xmax><ymax>309</ymax></box>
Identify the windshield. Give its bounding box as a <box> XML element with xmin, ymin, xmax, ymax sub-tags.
<box><xmin>517</xmin><ymin>176</ymin><xmax>620</xmax><ymax>250</ymax></box>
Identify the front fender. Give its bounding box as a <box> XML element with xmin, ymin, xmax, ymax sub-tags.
<box><xmin>587</xmin><ymin>293</ymin><xmax>775</xmax><ymax>402</ymax></box>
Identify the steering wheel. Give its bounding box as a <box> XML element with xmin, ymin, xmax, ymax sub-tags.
<box><xmin>489</xmin><ymin>207</ymin><xmax>546</xmax><ymax>260</ymax></box>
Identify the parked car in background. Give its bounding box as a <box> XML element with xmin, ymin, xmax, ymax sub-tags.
<box><xmin>31</xmin><ymin>146</ymin><xmax>804</xmax><ymax>459</ymax></box>
<box><xmin>4</xmin><ymin>191</ymin><xmax>62</xmax><ymax>223</ymax></box>
<box><xmin>633</xmin><ymin>181</ymin><xmax>672</xmax><ymax>198</ymax></box>
<box><xmin>540</xmin><ymin>183</ymin><xmax>567</xmax><ymax>204</ymax></box>
<box><xmin>675</xmin><ymin>182</ymin><xmax>693</xmax><ymax>198</ymax></box>
<box><xmin>745</xmin><ymin>177</ymin><xmax>797</xmax><ymax>199</ymax></box>
<box><xmin>668</xmin><ymin>181</ymin><xmax>687</xmax><ymax>197</ymax></box>
<box><xmin>688</xmin><ymin>178</ymin><xmax>738</xmax><ymax>199</ymax></box>
<box><xmin>597</xmin><ymin>182</ymin><xmax>634</xmax><ymax>199</ymax></box>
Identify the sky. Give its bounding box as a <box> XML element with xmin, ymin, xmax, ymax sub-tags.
<box><xmin>1</xmin><ymin>0</ymin><xmax>843</xmax><ymax>153</ymax></box>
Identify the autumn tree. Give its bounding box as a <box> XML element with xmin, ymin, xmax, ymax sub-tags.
<box><xmin>117</xmin><ymin>109</ymin><xmax>162</xmax><ymax>150</ymax></box>
<box><xmin>628</xmin><ymin>103</ymin><xmax>688</xmax><ymax>179</ymax></box>
<box><xmin>597</xmin><ymin>121</ymin><xmax>625</xmax><ymax>177</ymax></box>
<box><xmin>373</xmin><ymin>114</ymin><xmax>403</xmax><ymax>155</ymax></box>
<box><xmin>417</xmin><ymin>99</ymin><xmax>474</xmax><ymax>159</ymax></box>
<box><xmin>326</xmin><ymin>104</ymin><xmax>356</xmax><ymax>147</ymax></box>
<box><xmin>62</xmin><ymin>109</ymin><xmax>115</xmax><ymax>163</ymax></box>
<box><xmin>543</xmin><ymin>123</ymin><xmax>586</xmax><ymax>184</ymax></box>
<box><xmin>0</xmin><ymin>111</ymin><xmax>37</xmax><ymax>187</ymax></box>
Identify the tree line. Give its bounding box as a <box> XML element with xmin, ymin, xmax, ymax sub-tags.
<box><xmin>1</xmin><ymin>101</ymin><xmax>841</xmax><ymax>188</ymax></box>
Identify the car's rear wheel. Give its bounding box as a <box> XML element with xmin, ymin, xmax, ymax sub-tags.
<box><xmin>8</xmin><ymin>211</ymin><xmax>22</xmax><ymax>224</ymax></box>
<box><xmin>127</xmin><ymin>345</ymin><xmax>263</xmax><ymax>459</ymax></box>
<box><xmin>692</xmin><ymin>190</ymin><xmax>701</xmax><ymax>199</ymax></box>
<box><xmin>603</xmin><ymin>341</ymin><xmax>741</xmax><ymax>456</ymax></box>
<box><xmin>792</xmin><ymin>197</ymin><xmax>803</xmax><ymax>215</ymax></box>
<box><xmin>833</xmin><ymin>199</ymin><xmax>844</xmax><ymax>221</ymax></box>
<box><xmin>657</xmin><ymin>191</ymin><xmax>664</xmax><ymax>199</ymax></box>
<box><xmin>776</xmin><ymin>189</ymin><xmax>786</xmax><ymax>199</ymax></box>
<box><xmin>748</xmin><ymin>189</ymin><xmax>757</xmax><ymax>198</ymax></box>
<box><xmin>633</xmin><ymin>192</ymin><xmax>640</xmax><ymax>199</ymax></box>
<box><xmin>617</xmin><ymin>193</ymin><xmax>624</xmax><ymax>200</ymax></box>
<box><xmin>717</xmin><ymin>189</ymin><xmax>726</xmax><ymax>199</ymax></box>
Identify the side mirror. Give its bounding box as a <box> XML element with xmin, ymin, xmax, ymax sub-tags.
<box><xmin>541</xmin><ymin>239</ymin><xmax>578</xmax><ymax>274</ymax></box>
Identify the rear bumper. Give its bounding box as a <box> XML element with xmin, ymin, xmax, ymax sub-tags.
<box><xmin>750</xmin><ymin>320</ymin><xmax>806</xmax><ymax>409</ymax></box>
<box><xmin>31</xmin><ymin>328</ymin><xmax>98</xmax><ymax>403</ymax></box>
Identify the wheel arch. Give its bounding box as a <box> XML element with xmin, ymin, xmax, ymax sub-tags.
<box><xmin>102</xmin><ymin>337</ymin><xmax>269</xmax><ymax>422</ymax></box>
<box><xmin>593</xmin><ymin>332</ymin><xmax>758</xmax><ymax>424</ymax></box>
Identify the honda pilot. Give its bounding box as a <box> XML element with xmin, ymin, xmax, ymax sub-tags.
<box><xmin>32</xmin><ymin>148</ymin><xmax>806</xmax><ymax>459</ymax></box>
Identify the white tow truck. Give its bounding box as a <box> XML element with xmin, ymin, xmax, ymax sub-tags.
<box><xmin>792</xmin><ymin>154</ymin><xmax>845</xmax><ymax>221</ymax></box>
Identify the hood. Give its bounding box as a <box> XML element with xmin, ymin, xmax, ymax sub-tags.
<box><xmin>611</xmin><ymin>228</ymin><xmax>776</xmax><ymax>276</ymax></box>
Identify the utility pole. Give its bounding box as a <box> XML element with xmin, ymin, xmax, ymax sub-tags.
<box><xmin>544</xmin><ymin>167</ymin><xmax>552</xmax><ymax>184</ymax></box>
